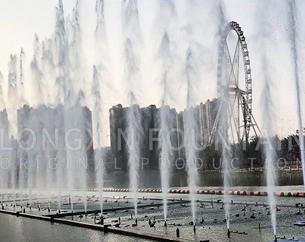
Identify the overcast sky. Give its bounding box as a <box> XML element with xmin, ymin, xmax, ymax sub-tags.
<box><xmin>0</xmin><ymin>0</ymin><xmax>304</xmax><ymax>138</ymax></box>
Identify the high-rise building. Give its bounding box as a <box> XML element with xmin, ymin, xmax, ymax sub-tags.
<box><xmin>109</xmin><ymin>99</ymin><xmax>219</xmax><ymax>172</ymax></box>
<box><xmin>17</xmin><ymin>104</ymin><xmax>94</xmax><ymax>188</ymax></box>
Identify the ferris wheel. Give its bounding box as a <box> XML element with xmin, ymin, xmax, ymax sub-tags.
<box><xmin>210</xmin><ymin>21</ymin><xmax>260</xmax><ymax>144</ymax></box>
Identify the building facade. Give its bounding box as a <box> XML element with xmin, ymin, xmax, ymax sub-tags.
<box><xmin>109</xmin><ymin>99</ymin><xmax>219</xmax><ymax>172</ymax></box>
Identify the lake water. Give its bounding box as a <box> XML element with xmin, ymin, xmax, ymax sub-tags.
<box><xmin>1</xmin><ymin>186</ymin><xmax>305</xmax><ymax>242</ymax></box>
<box><xmin>0</xmin><ymin>212</ymin><xmax>151</xmax><ymax>242</ymax></box>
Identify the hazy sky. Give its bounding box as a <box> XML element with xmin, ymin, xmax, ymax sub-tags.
<box><xmin>0</xmin><ymin>0</ymin><xmax>304</xmax><ymax>138</ymax></box>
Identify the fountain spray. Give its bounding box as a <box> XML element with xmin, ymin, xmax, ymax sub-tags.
<box><xmin>122</xmin><ymin>0</ymin><xmax>143</xmax><ymax>218</ymax></box>
<box><xmin>287</xmin><ymin>0</ymin><xmax>305</xmax><ymax>188</ymax></box>
<box><xmin>156</xmin><ymin>0</ymin><xmax>176</xmax><ymax>223</ymax></box>
<box><xmin>184</xmin><ymin>48</ymin><xmax>199</xmax><ymax>225</ymax></box>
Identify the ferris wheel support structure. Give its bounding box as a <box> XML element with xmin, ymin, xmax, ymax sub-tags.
<box><xmin>209</xmin><ymin>21</ymin><xmax>260</xmax><ymax>145</ymax></box>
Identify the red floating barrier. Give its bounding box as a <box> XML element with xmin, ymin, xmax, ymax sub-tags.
<box><xmin>293</xmin><ymin>192</ymin><xmax>300</xmax><ymax>197</ymax></box>
<box><xmin>284</xmin><ymin>192</ymin><xmax>292</xmax><ymax>197</ymax></box>
<box><xmin>240</xmin><ymin>191</ymin><xmax>247</xmax><ymax>195</ymax></box>
<box><xmin>276</xmin><ymin>192</ymin><xmax>284</xmax><ymax>197</ymax></box>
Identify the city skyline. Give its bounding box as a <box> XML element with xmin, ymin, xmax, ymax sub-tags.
<box><xmin>0</xmin><ymin>0</ymin><xmax>304</xmax><ymax>139</ymax></box>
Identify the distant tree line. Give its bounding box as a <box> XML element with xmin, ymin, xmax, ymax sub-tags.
<box><xmin>199</xmin><ymin>134</ymin><xmax>304</xmax><ymax>170</ymax></box>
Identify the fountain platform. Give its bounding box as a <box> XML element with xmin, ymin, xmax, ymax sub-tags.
<box><xmin>45</xmin><ymin>200</ymin><xmax>191</xmax><ymax>218</ymax></box>
<box><xmin>275</xmin><ymin>239</ymin><xmax>305</xmax><ymax>242</ymax></box>
<box><xmin>0</xmin><ymin>208</ymin><xmax>197</xmax><ymax>242</ymax></box>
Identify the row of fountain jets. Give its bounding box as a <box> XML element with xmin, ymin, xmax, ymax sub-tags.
<box><xmin>0</xmin><ymin>0</ymin><xmax>304</xmax><ymax>238</ymax></box>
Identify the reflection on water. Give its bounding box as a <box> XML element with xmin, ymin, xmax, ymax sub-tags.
<box><xmin>106</xmin><ymin>170</ymin><xmax>304</xmax><ymax>188</ymax></box>
<box><xmin>0</xmin><ymin>213</ymin><xmax>150</xmax><ymax>242</ymax></box>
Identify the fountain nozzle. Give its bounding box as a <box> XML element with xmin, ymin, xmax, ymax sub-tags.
<box><xmin>193</xmin><ymin>225</ymin><xmax>196</xmax><ymax>233</ymax></box>
<box><xmin>227</xmin><ymin>229</ymin><xmax>231</xmax><ymax>238</ymax></box>
<box><xmin>164</xmin><ymin>221</ymin><xmax>167</xmax><ymax>227</ymax></box>
<box><xmin>274</xmin><ymin>235</ymin><xmax>277</xmax><ymax>242</ymax></box>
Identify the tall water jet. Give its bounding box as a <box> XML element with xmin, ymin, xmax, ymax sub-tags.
<box><xmin>126</xmin><ymin>100</ymin><xmax>142</xmax><ymax>218</ymax></box>
<box><xmin>184</xmin><ymin>48</ymin><xmax>200</xmax><ymax>225</ymax></box>
<box><xmin>0</xmin><ymin>73</ymin><xmax>10</xmax><ymax>206</ymax></box>
<box><xmin>122</xmin><ymin>0</ymin><xmax>143</xmax><ymax>218</ymax></box>
<box><xmin>93</xmin><ymin>0</ymin><xmax>110</xmax><ymax>213</ymax></box>
<box><xmin>18</xmin><ymin>47</ymin><xmax>27</xmax><ymax>206</ymax></box>
<box><xmin>261</xmin><ymin>83</ymin><xmax>277</xmax><ymax>237</ymax></box>
<box><xmin>18</xmin><ymin>48</ymin><xmax>27</xmax><ymax>206</ymax></box>
<box><xmin>218</xmin><ymin>71</ymin><xmax>232</xmax><ymax>230</ymax></box>
<box><xmin>7</xmin><ymin>54</ymin><xmax>18</xmax><ymax>206</ymax></box>
<box><xmin>0</xmin><ymin>110</ymin><xmax>10</xmax><ymax>206</ymax></box>
<box><xmin>215</xmin><ymin>2</ymin><xmax>231</xmax><ymax>229</ymax></box>
<box><xmin>40</xmin><ymin>38</ymin><xmax>58</xmax><ymax>208</ymax></box>
<box><xmin>155</xmin><ymin>0</ymin><xmax>176</xmax><ymax>223</ymax></box>
<box><xmin>0</xmin><ymin>73</ymin><xmax>6</xmax><ymax>204</ymax></box>
<box><xmin>54</xmin><ymin>0</ymin><xmax>74</xmax><ymax>212</ymax></box>
<box><xmin>54</xmin><ymin>1</ymin><xmax>91</xmax><ymax>214</ymax></box>
<box><xmin>92</xmin><ymin>66</ymin><xmax>105</xmax><ymax>212</ymax></box>
<box><xmin>10</xmin><ymin>137</ymin><xmax>17</xmax><ymax>205</ymax></box>
<box><xmin>40</xmin><ymin>34</ymin><xmax>65</xmax><ymax>210</ymax></box>
<box><xmin>30</xmin><ymin>34</ymin><xmax>45</xmax><ymax>204</ymax></box>
<box><xmin>158</xmin><ymin>35</ymin><xmax>173</xmax><ymax>222</ymax></box>
<box><xmin>287</xmin><ymin>0</ymin><xmax>305</xmax><ymax>188</ymax></box>
<box><xmin>159</xmin><ymin>100</ymin><xmax>173</xmax><ymax>222</ymax></box>
<box><xmin>70</xmin><ymin>0</ymin><xmax>88</xmax><ymax>213</ymax></box>
<box><xmin>256</xmin><ymin>1</ymin><xmax>278</xmax><ymax>235</ymax></box>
